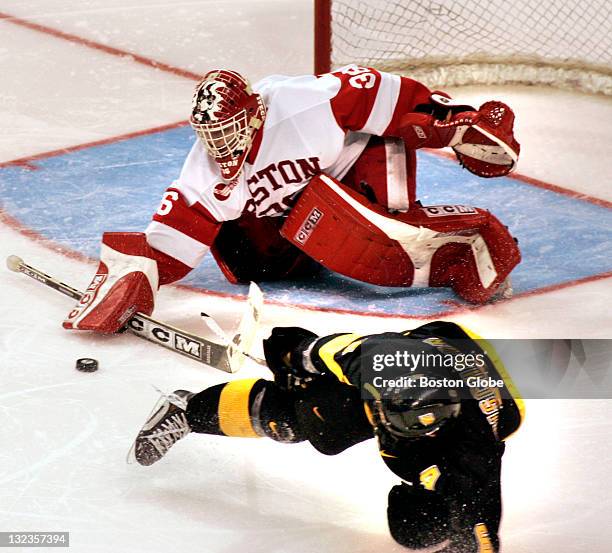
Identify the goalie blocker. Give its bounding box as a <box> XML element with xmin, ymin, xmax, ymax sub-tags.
<box><xmin>281</xmin><ymin>174</ymin><xmax>520</xmax><ymax>303</ymax></box>
<box><xmin>63</xmin><ymin>232</ymin><xmax>159</xmax><ymax>333</ymax></box>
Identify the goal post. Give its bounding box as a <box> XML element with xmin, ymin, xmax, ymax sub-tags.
<box><xmin>314</xmin><ymin>0</ymin><xmax>612</xmax><ymax>95</ymax></box>
<box><xmin>314</xmin><ymin>0</ymin><xmax>332</xmax><ymax>74</ymax></box>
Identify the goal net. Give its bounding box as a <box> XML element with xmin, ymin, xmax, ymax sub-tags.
<box><xmin>314</xmin><ymin>0</ymin><xmax>612</xmax><ymax>94</ymax></box>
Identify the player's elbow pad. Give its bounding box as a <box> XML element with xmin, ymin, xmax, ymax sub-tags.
<box><xmin>63</xmin><ymin>232</ymin><xmax>159</xmax><ymax>333</ymax></box>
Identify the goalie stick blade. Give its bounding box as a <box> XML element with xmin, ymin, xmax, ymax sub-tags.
<box><xmin>199</xmin><ymin>282</ymin><xmax>266</xmax><ymax>372</ymax></box>
<box><xmin>7</xmin><ymin>254</ymin><xmax>234</xmax><ymax>373</ymax></box>
<box><xmin>228</xmin><ymin>282</ymin><xmax>264</xmax><ymax>372</ymax></box>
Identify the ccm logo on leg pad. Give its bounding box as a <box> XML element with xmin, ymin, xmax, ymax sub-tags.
<box><xmin>423</xmin><ymin>205</ymin><xmax>477</xmax><ymax>217</ymax></box>
<box><xmin>294</xmin><ymin>207</ymin><xmax>324</xmax><ymax>245</ymax></box>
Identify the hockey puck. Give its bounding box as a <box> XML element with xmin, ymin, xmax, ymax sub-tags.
<box><xmin>76</xmin><ymin>358</ymin><xmax>99</xmax><ymax>372</ymax></box>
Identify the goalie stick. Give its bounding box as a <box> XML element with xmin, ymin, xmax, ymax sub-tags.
<box><xmin>6</xmin><ymin>255</ymin><xmax>263</xmax><ymax>373</ymax></box>
<box><xmin>201</xmin><ymin>306</ymin><xmax>267</xmax><ymax>369</ymax></box>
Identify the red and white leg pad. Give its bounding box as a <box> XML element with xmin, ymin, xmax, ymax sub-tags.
<box><xmin>281</xmin><ymin>174</ymin><xmax>520</xmax><ymax>303</ymax></box>
<box><xmin>63</xmin><ymin>232</ymin><xmax>159</xmax><ymax>333</ymax></box>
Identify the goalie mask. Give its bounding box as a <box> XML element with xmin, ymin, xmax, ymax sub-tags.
<box><xmin>190</xmin><ymin>70</ymin><xmax>266</xmax><ymax>181</ymax></box>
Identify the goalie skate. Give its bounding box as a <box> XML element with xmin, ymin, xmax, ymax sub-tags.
<box><xmin>128</xmin><ymin>390</ymin><xmax>194</xmax><ymax>466</ymax></box>
<box><xmin>489</xmin><ymin>276</ymin><xmax>513</xmax><ymax>302</ymax></box>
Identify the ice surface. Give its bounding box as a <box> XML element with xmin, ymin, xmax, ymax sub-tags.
<box><xmin>0</xmin><ymin>1</ymin><xmax>611</xmax><ymax>552</ymax></box>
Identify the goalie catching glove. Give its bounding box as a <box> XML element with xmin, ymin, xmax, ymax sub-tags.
<box><xmin>400</xmin><ymin>94</ymin><xmax>520</xmax><ymax>178</ymax></box>
<box><xmin>63</xmin><ymin>232</ymin><xmax>159</xmax><ymax>333</ymax></box>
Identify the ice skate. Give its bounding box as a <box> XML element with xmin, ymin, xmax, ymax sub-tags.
<box><xmin>489</xmin><ymin>276</ymin><xmax>513</xmax><ymax>302</ymax></box>
<box><xmin>128</xmin><ymin>390</ymin><xmax>194</xmax><ymax>466</ymax></box>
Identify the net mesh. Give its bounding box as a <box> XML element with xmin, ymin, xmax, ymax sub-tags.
<box><xmin>328</xmin><ymin>0</ymin><xmax>612</xmax><ymax>94</ymax></box>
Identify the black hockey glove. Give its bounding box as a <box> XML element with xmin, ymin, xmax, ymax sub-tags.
<box><xmin>263</xmin><ymin>326</ymin><xmax>320</xmax><ymax>392</ymax></box>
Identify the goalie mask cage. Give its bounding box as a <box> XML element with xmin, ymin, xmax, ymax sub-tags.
<box><xmin>314</xmin><ymin>0</ymin><xmax>612</xmax><ymax>95</ymax></box>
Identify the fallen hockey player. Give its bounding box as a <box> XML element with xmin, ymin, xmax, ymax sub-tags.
<box><xmin>62</xmin><ymin>66</ymin><xmax>521</xmax><ymax>333</ymax></box>
<box><xmin>130</xmin><ymin>321</ymin><xmax>524</xmax><ymax>553</ymax></box>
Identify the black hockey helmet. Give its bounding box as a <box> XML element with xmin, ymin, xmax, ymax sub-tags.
<box><xmin>361</xmin><ymin>335</ymin><xmax>463</xmax><ymax>440</ymax></box>
<box><xmin>367</xmin><ymin>378</ymin><xmax>461</xmax><ymax>439</ymax></box>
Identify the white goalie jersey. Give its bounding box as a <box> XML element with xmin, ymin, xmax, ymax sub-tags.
<box><xmin>145</xmin><ymin>65</ymin><xmax>433</xmax><ymax>272</ymax></box>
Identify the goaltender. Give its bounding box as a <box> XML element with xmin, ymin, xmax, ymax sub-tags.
<box><xmin>61</xmin><ymin>65</ymin><xmax>521</xmax><ymax>335</ymax></box>
<box><xmin>130</xmin><ymin>321</ymin><xmax>523</xmax><ymax>552</ymax></box>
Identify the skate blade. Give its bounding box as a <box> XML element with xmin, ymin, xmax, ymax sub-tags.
<box><xmin>126</xmin><ymin>389</ymin><xmax>172</xmax><ymax>465</ymax></box>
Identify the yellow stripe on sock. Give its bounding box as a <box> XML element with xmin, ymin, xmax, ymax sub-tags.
<box><xmin>218</xmin><ymin>379</ymin><xmax>260</xmax><ymax>438</ymax></box>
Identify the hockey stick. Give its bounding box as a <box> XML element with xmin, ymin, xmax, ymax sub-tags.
<box><xmin>6</xmin><ymin>255</ymin><xmax>262</xmax><ymax>373</ymax></box>
<box><xmin>200</xmin><ymin>283</ymin><xmax>266</xmax><ymax>369</ymax></box>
